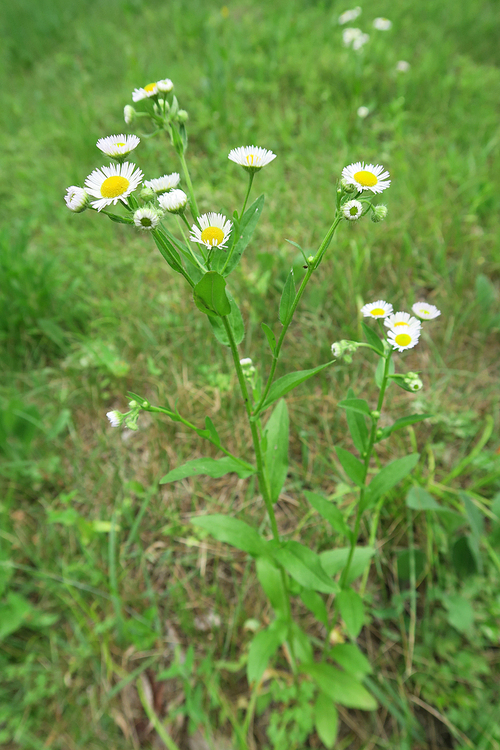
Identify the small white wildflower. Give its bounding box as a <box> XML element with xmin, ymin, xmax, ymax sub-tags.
<box><xmin>384</xmin><ymin>312</ymin><xmax>422</xmax><ymax>331</ymax></box>
<box><xmin>106</xmin><ymin>411</ymin><xmax>123</xmax><ymax>427</ymax></box>
<box><xmin>190</xmin><ymin>213</ymin><xmax>232</xmax><ymax>250</ymax></box>
<box><xmin>132</xmin><ymin>82</ymin><xmax>158</xmax><ymax>101</ymax></box>
<box><xmin>342</xmin><ymin>27</ymin><xmax>362</xmax><ymax>46</ymax></box>
<box><xmin>357</xmin><ymin>106</ymin><xmax>370</xmax><ymax>119</ymax></box>
<box><xmin>338</xmin><ymin>7</ymin><xmax>362</xmax><ymax>24</ymax></box>
<box><xmin>96</xmin><ymin>134</ymin><xmax>140</xmax><ymax>159</ymax></box>
<box><xmin>373</xmin><ymin>17</ymin><xmax>392</xmax><ymax>30</ymax></box>
<box><xmin>352</xmin><ymin>32</ymin><xmax>370</xmax><ymax>50</ymax></box>
<box><xmin>64</xmin><ymin>186</ymin><xmax>89</xmax><ymax>213</ymax></box>
<box><xmin>84</xmin><ymin>162</ymin><xmax>143</xmax><ymax>211</ymax></box>
<box><xmin>361</xmin><ymin>300</ymin><xmax>393</xmax><ymax>319</ymax></box>
<box><xmin>342</xmin><ymin>199</ymin><xmax>363</xmax><ymax>221</ymax></box>
<box><xmin>228</xmin><ymin>145</ymin><xmax>277</xmax><ymax>172</ymax></box>
<box><xmin>133</xmin><ymin>207</ymin><xmax>161</xmax><ymax>231</ymax></box>
<box><xmin>387</xmin><ymin>327</ymin><xmax>421</xmax><ymax>352</ymax></box>
<box><xmin>158</xmin><ymin>189</ymin><xmax>188</xmax><ymax>214</ymax></box>
<box><xmin>396</xmin><ymin>60</ymin><xmax>411</xmax><ymax>72</ymax></box>
<box><xmin>144</xmin><ymin>173</ymin><xmax>180</xmax><ymax>194</ymax></box>
<box><xmin>412</xmin><ymin>302</ymin><xmax>441</xmax><ymax>320</ymax></box>
<box><xmin>157</xmin><ymin>78</ymin><xmax>174</xmax><ymax>92</ymax></box>
<box><xmin>239</xmin><ymin>358</ymin><xmax>253</xmax><ymax>366</ymax></box>
<box><xmin>342</xmin><ymin>162</ymin><xmax>391</xmax><ymax>194</ymax></box>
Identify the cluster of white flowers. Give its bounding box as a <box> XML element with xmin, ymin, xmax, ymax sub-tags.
<box><xmin>361</xmin><ymin>300</ymin><xmax>440</xmax><ymax>351</ymax></box>
<box><xmin>342</xmin><ymin>27</ymin><xmax>369</xmax><ymax>50</ymax></box>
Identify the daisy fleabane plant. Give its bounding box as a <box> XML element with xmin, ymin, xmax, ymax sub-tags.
<box><xmin>84</xmin><ymin>162</ymin><xmax>143</xmax><ymax>211</ymax></box>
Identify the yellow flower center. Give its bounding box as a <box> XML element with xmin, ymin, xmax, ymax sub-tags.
<box><xmin>115</xmin><ymin>142</ymin><xmax>126</xmax><ymax>147</ymax></box>
<box><xmin>395</xmin><ymin>333</ymin><xmax>412</xmax><ymax>346</ymax></box>
<box><xmin>353</xmin><ymin>169</ymin><xmax>378</xmax><ymax>187</ymax></box>
<box><xmin>201</xmin><ymin>226</ymin><xmax>225</xmax><ymax>245</ymax></box>
<box><xmin>394</xmin><ymin>321</ymin><xmax>409</xmax><ymax>327</ymax></box>
<box><xmin>101</xmin><ymin>175</ymin><xmax>130</xmax><ymax>198</ymax></box>
<box><xmin>421</xmin><ymin>309</ymin><xmax>430</xmax><ymax>315</ymax></box>
<box><xmin>246</xmin><ymin>154</ymin><xmax>257</xmax><ymax>165</ymax></box>
<box><xmin>144</xmin><ymin>82</ymin><xmax>157</xmax><ymax>93</ymax></box>
<box><xmin>370</xmin><ymin>308</ymin><xmax>385</xmax><ymax>316</ymax></box>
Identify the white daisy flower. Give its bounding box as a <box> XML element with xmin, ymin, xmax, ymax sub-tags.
<box><xmin>357</xmin><ymin>106</ymin><xmax>369</xmax><ymax>119</ymax></box>
<box><xmin>342</xmin><ymin>199</ymin><xmax>363</xmax><ymax>221</ymax></box>
<box><xmin>96</xmin><ymin>134</ymin><xmax>140</xmax><ymax>159</ymax></box>
<box><xmin>341</xmin><ymin>161</ymin><xmax>391</xmax><ymax>194</ymax></box>
<box><xmin>373</xmin><ymin>17</ymin><xmax>392</xmax><ymax>30</ymax></box>
<box><xmin>412</xmin><ymin>302</ymin><xmax>441</xmax><ymax>320</ymax></box>
<box><xmin>388</xmin><ymin>327</ymin><xmax>421</xmax><ymax>352</ymax></box>
<box><xmin>338</xmin><ymin>7</ymin><xmax>361</xmax><ymax>24</ymax></box>
<box><xmin>106</xmin><ymin>411</ymin><xmax>123</xmax><ymax>427</ymax></box>
<box><xmin>384</xmin><ymin>312</ymin><xmax>422</xmax><ymax>331</ymax></box>
<box><xmin>84</xmin><ymin>162</ymin><xmax>143</xmax><ymax>211</ymax></box>
<box><xmin>396</xmin><ymin>60</ymin><xmax>411</xmax><ymax>72</ymax></box>
<box><xmin>352</xmin><ymin>32</ymin><xmax>370</xmax><ymax>50</ymax></box>
<box><xmin>64</xmin><ymin>186</ymin><xmax>89</xmax><ymax>213</ymax></box>
<box><xmin>239</xmin><ymin>358</ymin><xmax>253</xmax><ymax>366</ymax></box>
<box><xmin>132</xmin><ymin>81</ymin><xmax>159</xmax><ymax>101</ymax></box>
<box><xmin>144</xmin><ymin>172</ymin><xmax>180</xmax><ymax>194</ymax></box>
<box><xmin>190</xmin><ymin>213</ymin><xmax>232</xmax><ymax>250</ymax></box>
<box><xmin>133</xmin><ymin>207</ymin><xmax>161</xmax><ymax>231</ymax></box>
<box><xmin>157</xmin><ymin>78</ymin><xmax>174</xmax><ymax>92</ymax></box>
<box><xmin>361</xmin><ymin>300</ymin><xmax>393</xmax><ymax>319</ymax></box>
<box><xmin>228</xmin><ymin>146</ymin><xmax>277</xmax><ymax>172</ymax></box>
<box><xmin>342</xmin><ymin>27</ymin><xmax>362</xmax><ymax>46</ymax></box>
<box><xmin>158</xmin><ymin>189</ymin><xmax>188</xmax><ymax>214</ymax></box>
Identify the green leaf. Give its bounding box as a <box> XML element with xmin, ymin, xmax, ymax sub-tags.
<box><xmin>443</xmin><ymin>594</ymin><xmax>475</xmax><ymax>633</ymax></box>
<box><xmin>320</xmin><ymin>546</ymin><xmax>375</xmax><ymax>584</ymax></box>
<box><xmin>259</xmin><ymin>361</ymin><xmax>333</xmax><ymax>413</ymax></box>
<box><xmin>191</xmin><ymin>514</ymin><xmax>269</xmax><ymax>557</ymax></box>
<box><xmin>193</xmin><ymin>271</ymin><xmax>231</xmax><ymax>317</ymax></box>
<box><xmin>208</xmin><ymin>290</ymin><xmax>245</xmax><ymax>345</ymax></box>
<box><xmin>375</xmin><ymin>354</ymin><xmax>395</xmax><ymax>387</ymax></box>
<box><xmin>377</xmin><ymin>413</ymin><xmax>433</xmax><ymax>441</ymax></box>
<box><xmin>300</xmin><ymin>589</ymin><xmax>329</xmax><ymax>627</ymax></box>
<box><xmin>362</xmin><ymin>322</ymin><xmax>384</xmax><ymax>355</ymax></box>
<box><xmin>304</xmin><ymin>491</ymin><xmax>351</xmax><ymax>540</ymax></box>
<box><xmin>302</xmin><ymin>662</ymin><xmax>377</xmax><ymax>710</ymax></box>
<box><xmin>263</xmin><ymin>400</ymin><xmax>289</xmax><ymax>502</ymax></box>
<box><xmin>335</xmin><ymin>446</ymin><xmax>365</xmax><ymax>486</ymax></box>
<box><xmin>330</xmin><ymin>644</ymin><xmax>372</xmax><ymax>680</ymax></box>
<box><xmin>279</xmin><ymin>269</ymin><xmax>296</xmax><ymax>325</ymax></box>
<box><xmin>152</xmin><ymin>228</ymin><xmax>185</xmax><ymax>275</ymax></box>
<box><xmin>397</xmin><ymin>549</ymin><xmax>426</xmax><ymax>581</ymax></box>
<box><xmin>0</xmin><ymin>592</ymin><xmax>32</xmax><ymax>641</ymax></box>
<box><xmin>202</xmin><ymin>416</ymin><xmax>220</xmax><ymax>447</ymax></box>
<box><xmin>256</xmin><ymin>557</ymin><xmax>288</xmax><ymax>617</ymax></box>
<box><xmin>160</xmin><ymin>457</ymin><xmax>255</xmax><ymax>483</ymax></box>
<box><xmin>363</xmin><ymin>454</ymin><xmax>420</xmax><ymax>509</ymax></box>
<box><xmin>314</xmin><ymin>693</ymin><xmax>338</xmax><ymax>749</ymax></box>
<box><xmin>102</xmin><ymin>211</ymin><xmax>134</xmax><ymax>224</ymax></box>
<box><xmin>336</xmin><ymin>588</ymin><xmax>364</xmax><ymax>639</ymax></box>
<box><xmin>224</xmin><ymin>194</ymin><xmax>265</xmax><ymax>276</ymax></box>
<box><xmin>289</xmin><ymin>621</ymin><xmax>314</xmax><ymax>663</ymax></box>
<box><xmin>247</xmin><ymin>619</ymin><xmax>288</xmax><ymax>685</ymax></box>
<box><xmin>461</xmin><ymin>492</ymin><xmax>484</xmax><ymax>538</ymax></box>
<box><xmin>338</xmin><ymin>398</ymin><xmax>371</xmax><ymax>415</ymax></box>
<box><xmin>261</xmin><ymin>322</ymin><xmax>276</xmax><ymax>354</ymax></box>
<box><xmin>345</xmin><ymin>388</ymin><xmax>368</xmax><ymax>456</ymax></box>
<box><xmin>405</xmin><ymin>486</ymin><xmax>443</xmax><ymax>512</ymax></box>
<box><xmin>451</xmin><ymin>536</ymin><xmax>478</xmax><ymax>577</ymax></box>
<box><xmin>272</xmin><ymin>541</ymin><xmax>338</xmax><ymax>594</ymax></box>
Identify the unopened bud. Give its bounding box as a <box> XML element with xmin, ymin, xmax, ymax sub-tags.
<box><xmin>177</xmin><ymin>109</ymin><xmax>189</xmax><ymax>123</ymax></box>
<box><xmin>124</xmin><ymin>105</ymin><xmax>136</xmax><ymax>125</ymax></box>
<box><xmin>140</xmin><ymin>187</ymin><xmax>155</xmax><ymax>201</ymax></box>
<box><xmin>371</xmin><ymin>204</ymin><xmax>388</xmax><ymax>223</ymax></box>
<box><xmin>340</xmin><ymin>177</ymin><xmax>358</xmax><ymax>194</ymax></box>
<box><xmin>403</xmin><ymin>372</ymin><xmax>423</xmax><ymax>391</ymax></box>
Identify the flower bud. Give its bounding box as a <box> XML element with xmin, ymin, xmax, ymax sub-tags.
<box><xmin>403</xmin><ymin>372</ymin><xmax>423</xmax><ymax>391</ymax></box>
<box><xmin>331</xmin><ymin>340</ymin><xmax>360</xmax><ymax>362</ymax></box>
<box><xmin>371</xmin><ymin>204</ymin><xmax>388</xmax><ymax>223</ymax></box>
<box><xmin>64</xmin><ymin>186</ymin><xmax>90</xmax><ymax>213</ymax></box>
<box><xmin>177</xmin><ymin>109</ymin><xmax>189</xmax><ymax>123</ymax></box>
<box><xmin>124</xmin><ymin>105</ymin><xmax>136</xmax><ymax>125</ymax></box>
<box><xmin>340</xmin><ymin>177</ymin><xmax>358</xmax><ymax>194</ymax></box>
<box><xmin>106</xmin><ymin>410</ymin><xmax>123</xmax><ymax>427</ymax></box>
<box><xmin>140</xmin><ymin>187</ymin><xmax>155</xmax><ymax>201</ymax></box>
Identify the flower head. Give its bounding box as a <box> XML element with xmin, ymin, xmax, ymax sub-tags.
<box><xmin>157</xmin><ymin>78</ymin><xmax>174</xmax><ymax>92</ymax></box>
<box><xmin>106</xmin><ymin>410</ymin><xmax>123</xmax><ymax>427</ymax></box>
<box><xmin>133</xmin><ymin>207</ymin><xmax>161</xmax><ymax>231</ymax></box>
<box><xmin>342</xmin><ymin>199</ymin><xmax>363</xmax><ymax>221</ymax></box>
<box><xmin>228</xmin><ymin>146</ymin><xmax>277</xmax><ymax>172</ymax></box>
<box><xmin>384</xmin><ymin>311</ymin><xmax>422</xmax><ymax>331</ymax></box>
<box><xmin>158</xmin><ymin>189</ymin><xmax>188</xmax><ymax>214</ymax></box>
<box><xmin>396</xmin><ymin>60</ymin><xmax>411</xmax><ymax>73</ymax></box>
<box><xmin>338</xmin><ymin>7</ymin><xmax>361</xmax><ymax>24</ymax></box>
<box><xmin>357</xmin><ymin>106</ymin><xmax>369</xmax><ymax>119</ymax></box>
<box><xmin>84</xmin><ymin>162</ymin><xmax>143</xmax><ymax>211</ymax></box>
<box><xmin>388</xmin><ymin>327</ymin><xmax>421</xmax><ymax>352</ymax></box>
<box><xmin>361</xmin><ymin>300</ymin><xmax>393</xmax><ymax>319</ymax></box>
<box><xmin>341</xmin><ymin>162</ymin><xmax>391</xmax><ymax>194</ymax></box>
<box><xmin>412</xmin><ymin>302</ymin><xmax>441</xmax><ymax>320</ymax></box>
<box><xmin>64</xmin><ymin>186</ymin><xmax>89</xmax><ymax>213</ymax></box>
<box><xmin>373</xmin><ymin>17</ymin><xmax>392</xmax><ymax>30</ymax></box>
<box><xmin>342</xmin><ymin>27</ymin><xmax>362</xmax><ymax>46</ymax></box>
<box><xmin>191</xmin><ymin>213</ymin><xmax>232</xmax><ymax>250</ymax></box>
<box><xmin>132</xmin><ymin>82</ymin><xmax>159</xmax><ymax>101</ymax></box>
<box><xmin>352</xmin><ymin>32</ymin><xmax>370</xmax><ymax>50</ymax></box>
<box><xmin>144</xmin><ymin>173</ymin><xmax>180</xmax><ymax>194</ymax></box>
<box><xmin>96</xmin><ymin>134</ymin><xmax>140</xmax><ymax>159</ymax></box>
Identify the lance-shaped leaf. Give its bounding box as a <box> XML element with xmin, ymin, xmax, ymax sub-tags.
<box><xmin>272</xmin><ymin>540</ymin><xmax>338</xmax><ymax>594</ymax></box>
<box><xmin>256</xmin><ymin>557</ymin><xmax>288</xmax><ymax>617</ymax></box>
<box><xmin>362</xmin><ymin>453</ymin><xmax>420</xmax><ymax>510</ymax></box>
<box><xmin>375</xmin><ymin>355</ymin><xmax>395</xmax><ymax>387</ymax></box>
<box><xmin>261</xmin><ymin>322</ymin><xmax>276</xmax><ymax>354</ymax></box>
<box><xmin>247</xmin><ymin>618</ymin><xmax>288</xmax><ymax>685</ymax></box>
<box><xmin>258</xmin><ymin>361</ymin><xmax>334</xmax><ymax>413</ymax></box>
<box><xmin>279</xmin><ymin>269</ymin><xmax>296</xmax><ymax>324</ymax></box>
<box><xmin>304</xmin><ymin>491</ymin><xmax>352</xmax><ymax>540</ymax></box>
<box><xmin>361</xmin><ymin>322</ymin><xmax>384</xmax><ymax>355</ymax></box>
<box><xmin>160</xmin><ymin>456</ymin><xmax>254</xmax><ymax>483</ymax></box>
<box><xmin>102</xmin><ymin>211</ymin><xmax>134</xmax><ymax>224</ymax></box>
<box><xmin>315</xmin><ymin>694</ymin><xmax>338</xmax><ymax>749</ymax></box>
<box><xmin>337</xmin><ymin>398</ymin><xmax>371</xmax><ymax>415</ymax></box>
<box><xmin>376</xmin><ymin>413</ymin><xmax>433</xmax><ymax>441</ymax></box>
<box><xmin>320</xmin><ymin>546</ymin><xmax>375</xmax><ymax>583</ymax></box>
<box><xmin>300</xmin><ymin>589</ymin><xmax>329</xmax><ymax>627</ymax></box>
<box><xmin>152</xmin><ymin>228</ymin><xmax>185</xmax><ymax>275</ymax></box>
<box><xmin>330</xmin><ymin>644</ymin><xmax>372</xmax><ymax>680</ymax></box>
<box><xmin>336</xmin><ymin>588</ymin><xmax>364</xmax><ymax>639</ymax></box>
<box><xmin>193</xmin><ymin>271</ymin><xmax>231</xmax><ymax>317</ymax></box>
<box><xmin>344</xmin><ymin>387</ymin><xmax>369</xmax><ymax>455</ymax></box>
<box><xmin>223</xmin><ymin>194</ymin><xmax>265</xmax><ymax>276</ymax></box>
<box><xmin>191</xmin><ymin>514</ymin><xmax>269</xmax><ymax>557</ymax></box>
<box><xmin>209</xmin><ymin>290</ymin><xmax>245</xmax><ymax>345</ymax></box>
<box><xmin>302</xmin><ymin>662</ymin><xmax>377</xmax><ymax>710</ymax></box>
<box><xmin>263</xmin><ymin>399</ymin><xmax>289</xmax><ymax>502</ymax></box>
<box><xmin>335</xmin><ymin>446</ymin><xmax>365</xmax><ymax>486</ymax></box>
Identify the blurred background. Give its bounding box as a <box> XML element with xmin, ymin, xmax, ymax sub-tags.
<box><xmin>0</xmin><ymin>0</ymin><xmax>499</xmax><ymax>748</ymax></box>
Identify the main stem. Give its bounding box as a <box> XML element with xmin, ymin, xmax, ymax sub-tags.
<box><xmin>340</xmin><ymin>350</ymin><xmax>392</xmax><ymax>588</ymax></box>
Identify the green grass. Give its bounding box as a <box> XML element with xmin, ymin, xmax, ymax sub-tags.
<box><xmin>1</xmin><ymin>0</ymin><xmax>499</xmax><ymax>747</ymax></box>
